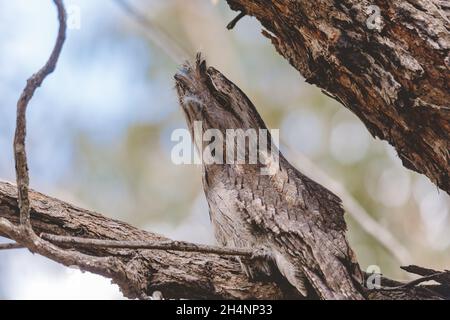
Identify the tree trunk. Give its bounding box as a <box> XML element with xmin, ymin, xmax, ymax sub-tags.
<box><xmin>226</xmin><ymin>0</ymin><xmax>450</xmax><ymax>193</ymax></box>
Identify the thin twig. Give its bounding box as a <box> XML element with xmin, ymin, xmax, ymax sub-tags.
<box><xmin>381</xmin><ymin>271</ymin><xmax>450</xmax><ymax>291</ymax></box>
<box><xmin>0</xmin><ymin>242</ymin><xmax>24</xmax><ymax>250</ymax></box>
<box><xmin>283</xmin><ymin>142</ymin><xmax>412</xmax><ymax>265</ymax></box>
<box><xmin>401</xmin><ymin>265</ymin><xmax>450</xmax><ymax>286</ymax></box>
<box><xmin>227</xmin><ymin>11</ymin><xmax>246</xmax><ymax>30</ymax></box>
<box><xmin>14</xmin><ymin>0</ymin><xmax>66</xmax><ymax>234</ymax></box>
<box><xmin>41</xmin><ymin>233</ymin><xmax>253</xmax><ymax>257</ymax></box>
<box><xmin>0</xmin><ymin>0</ymin><xmax>125</xmax><ymax>285</ymax></box>
<box><xmin>114</xmin><ymin>0</ymin><xmax>189</xmax><ymax>64</ymax></box>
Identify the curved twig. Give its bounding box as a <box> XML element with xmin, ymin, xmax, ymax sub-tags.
<box><xmin>14</xmin><ymin>0</ymin><xmax>66</xmax><ymax>232</ymax></box>
<box><xmin>0</xmin><ymin>0</ymin><xmax>135</xmax><ymax>297</ymax></box>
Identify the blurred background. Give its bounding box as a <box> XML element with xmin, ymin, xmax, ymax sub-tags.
<box><xmin>0</xmin><ymin>0</ymin><xmax>449</xmax><ymax>299</ymax></box>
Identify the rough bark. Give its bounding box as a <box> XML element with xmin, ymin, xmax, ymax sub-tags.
<box><xmin>225</xmin><ymin>0</ymin><xmax>450</xmax><ymax>194</ymax></box>
<box><xmin>0</xmin><ymin>181</ymin><xmax>289</xmax><ymax>300</ymax></box>
<box><xmin>1</xmin><ymin>181</ymin><xmax>449</xmax><ymax>299</ymax></box>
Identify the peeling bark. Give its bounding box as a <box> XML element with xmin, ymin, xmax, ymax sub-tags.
<box><xmin>226</xmin><ymin>0</ymin><xmax>450</xmax><ymax>193</ymax></box>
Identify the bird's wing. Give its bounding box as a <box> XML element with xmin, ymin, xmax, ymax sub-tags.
<box><xmin>234</xmin><ymin>160</ymin><xmax>362</xmax><ymax>299</ymax></box>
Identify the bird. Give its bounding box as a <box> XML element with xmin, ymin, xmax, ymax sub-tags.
<box><xmin>174</xmin><ymin>54</ymin><xmax>364</xmax><ymax>299</ymax></box>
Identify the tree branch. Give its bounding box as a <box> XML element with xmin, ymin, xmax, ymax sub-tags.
<box><xmin>0</xmin><ymin>181</ymin><xmax>292</xmax><ymax>299</ymax></box>
<box><xmin>382</xmin><ymin>271</ymin><xmax>450</xmax><ymax>291</ymax></box>
<box><xmin>13</xmin><ymin>0</ymin><xmax>66</xmax><ymax>232</ymax></box>
<box><xmin>40</xmin><ymin>233</ymin><xmax>253</xmax><ymax>257</ymax></box>
<box><xmin>0</xmin><ymin>0</ymin><xmax>148</xmax><ymax>299</ymax></box>
<box><xmin>0</xmin><ymin>1</ymin><xmax>125</xmax><ymax>284</ymax></box>
<box><xmin>0</xmin><ymin>242</ymin><xmax>24</xmax><ymax>250</ymax></box>
<box><xmin>225</xmin><ymin>0</ymin><xmax>450</xmax><ymax>194</ymax></box>
<box><xmin>1</xmin><ymin>181</ymin><xmax>449</xmax><ymax>299</ymax></box>
<box><xmin>401</xmin><ymin>265</ymin><xmax>450</xmax><ymax>286</ymax></box>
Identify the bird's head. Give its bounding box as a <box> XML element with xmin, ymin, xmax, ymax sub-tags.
<box><xmin>174</xmin><ymin>54</ymin><xmax>277</xmax><ymax>174</ymax></box>
<box><xmin>174</xmin><ymin>54</ymin><xmax>268</xmax><ymax>137</ymax></box>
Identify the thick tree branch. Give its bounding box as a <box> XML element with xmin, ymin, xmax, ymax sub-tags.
<box><xmin>1</xmin><ymin>181</ymin><xmax>449</xmax><ymax>299</ymax></box>
<box><xmin>0</xmin><ymin>181</ymin><xmax>292</xmax><ymax>299</ymax></box>
<box><xmin>225</xmin><ymin>0</ymin><xmax>450</xmax><ymax>194</ymax></box>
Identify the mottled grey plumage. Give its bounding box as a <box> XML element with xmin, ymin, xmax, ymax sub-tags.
<box><xmin>175</xmin><ymin>55</ymin><xmax>364</xmax><ymax>299</ymax></box>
